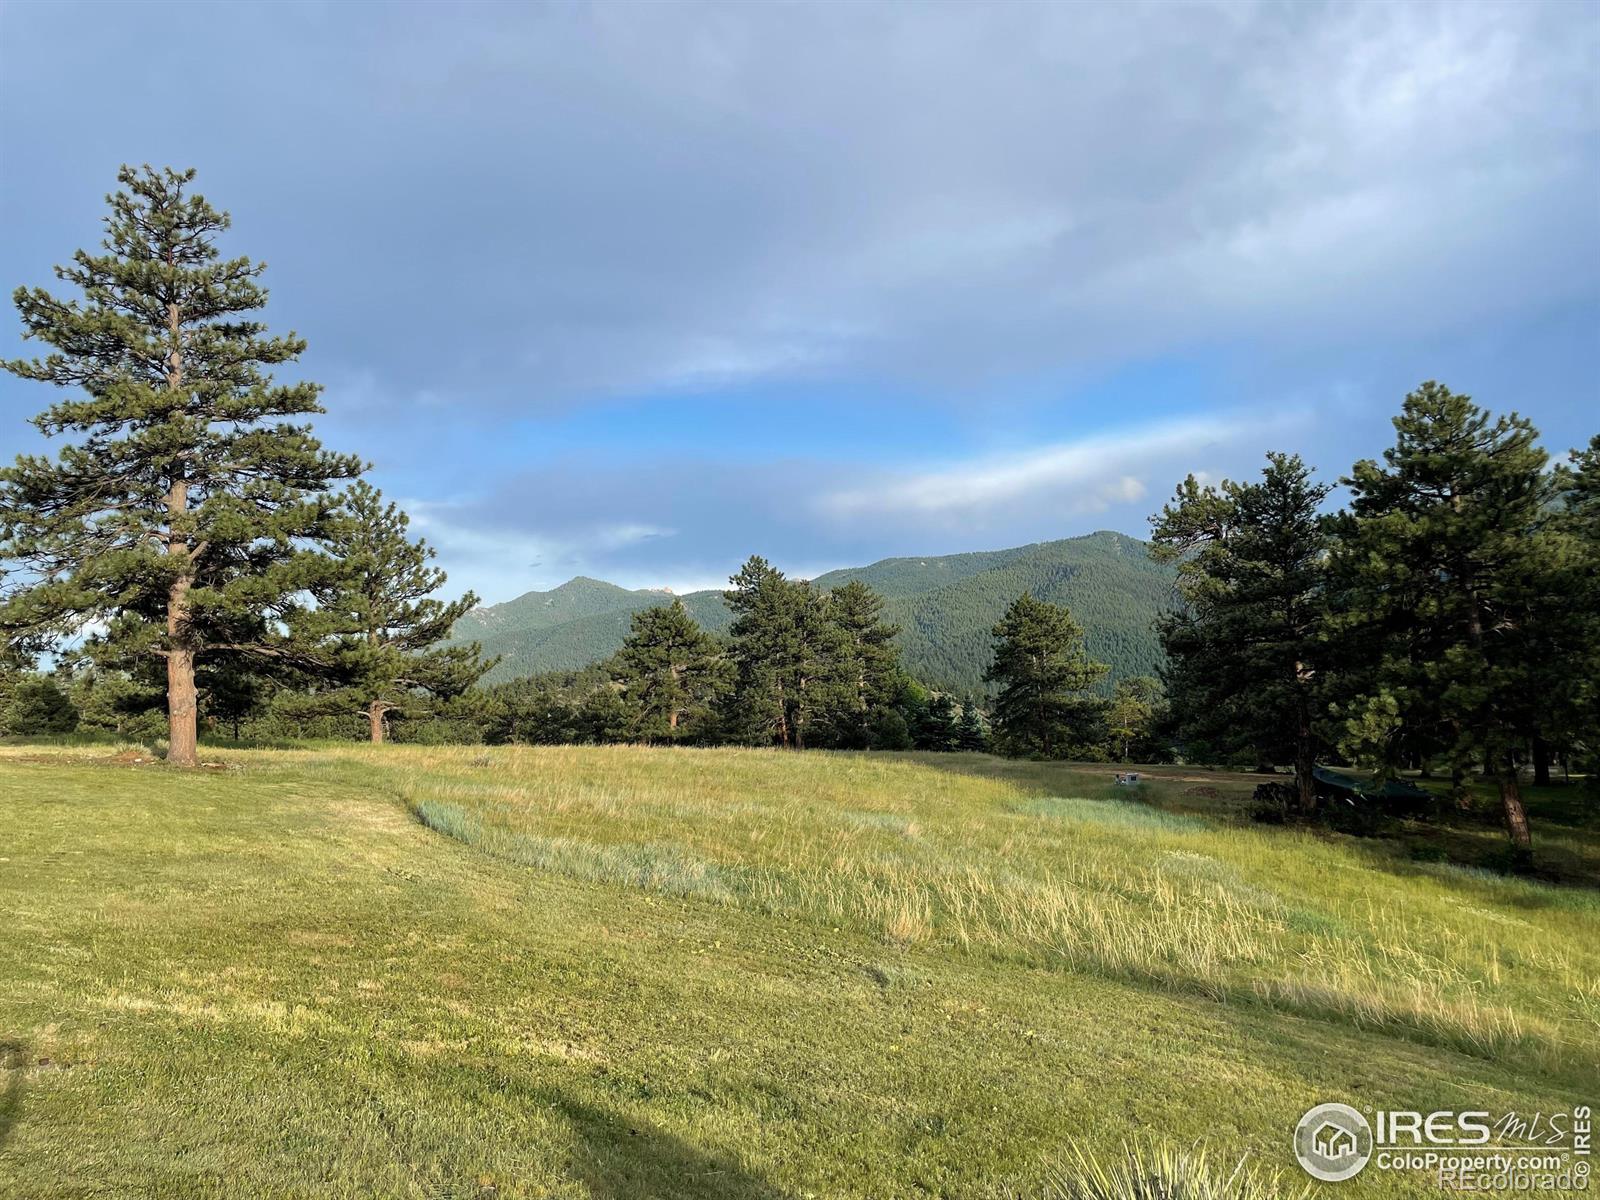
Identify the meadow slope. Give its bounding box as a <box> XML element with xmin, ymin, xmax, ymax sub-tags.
<box><xmin>0</xmin><ymin>745</ymin><xmax>1594</xmax><ymax>1199</ymax></box>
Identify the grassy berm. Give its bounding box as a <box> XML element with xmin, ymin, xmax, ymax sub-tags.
<box><xmin>0</xmin><ymin>745</ymin><xmax>1594</xmax><ymax>1198</ymax></box>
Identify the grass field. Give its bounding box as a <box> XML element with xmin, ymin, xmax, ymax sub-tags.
<box><xmin>1</xmin><ymin>744</ymin><xmax>1595</xmax><ymax>1198</ymax></box>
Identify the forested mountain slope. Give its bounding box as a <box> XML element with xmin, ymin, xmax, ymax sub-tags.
<box><xmin>453</xmin><ymin>531</ymin><xmax>1175</xmax><ymax>692</ymax></box>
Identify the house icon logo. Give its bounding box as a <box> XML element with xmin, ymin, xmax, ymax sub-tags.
<box><xmin>1294</xmin><ymin>1103</ymin><xmax>1373</xmax><ymax>1181</ymax></box>
<box><xmin>1314</xmin><ymin>1121</ymin><xmax>1356</xmax><ymax>1159</ymax></box>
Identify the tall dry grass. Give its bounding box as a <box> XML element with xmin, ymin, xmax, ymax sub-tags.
<box><xmin>277</xmin><ymin>743</ymin><xmax>1598</xmax><ymax>1081</ymax></box>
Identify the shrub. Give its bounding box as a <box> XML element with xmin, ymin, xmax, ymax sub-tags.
<box><xmin>1022</xmin><ymin>1141</ymin><xmax>1309</xmax><ymax>1200</ymax></box>
<box><xmin>6</xmin><ymin>676</ymin><xmax>79</xmax><ymax>736</ymax></box>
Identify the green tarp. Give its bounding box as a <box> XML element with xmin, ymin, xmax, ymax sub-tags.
<box><xmin>1313</xmin><ymin>766</ymin><xmax>1434</xmax><ymax>802</ymax></box>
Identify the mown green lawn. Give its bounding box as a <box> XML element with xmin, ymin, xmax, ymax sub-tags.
<box><xmin>0</xmin><ymin>745</ymin><xmax>1594</xmax><ymax>1198</ymax></box>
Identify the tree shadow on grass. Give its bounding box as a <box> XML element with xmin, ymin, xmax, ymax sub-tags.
<box><xmin>555</xmin><ymin>1094</ymin><xmax>792</xmax><ymax>1200</ymax></box>
<box><xmin>0</xmin><ymin>1041</ymin><xmax>25</xmax><ymax>1152</ymax></box>
<box><xmin>891</xmin><ymin>752</ymin><xmax>1259</xmax><ymax>816</ymax></box>
<box><xmin>1342</xmin><ymin>823</ymin><xmax>1600</xmax><ymax>893</ymax></box>
<box><xmin>903</xmin><ymin>751</ymin><xmax>1600</xmax><ymax>889</ymax></box>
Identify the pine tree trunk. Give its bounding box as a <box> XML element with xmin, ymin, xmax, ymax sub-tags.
<box><xmin>369</xmin><ymin>701</ymin><xmax>386</xmax><ymax>745</ymax></box>
<box><xmin>1498</xmin><ymin>757</ymin><xmax>1532</xmax><ymax>854</ymax></box>
<box><xmin>774</xmin><ymin>679</ymin><xmax>790</xmax><ymax>749</ymax></box>
<box><xmin>166</xmin><ymin>643</ymin><xmax>199</xmax><ymax>767</ymax></box>
<box><xmin>163</xmin><ymin>496</ymin><xmax>198</xmax><ymax>768</ymax></box>
<box><xmin>162</xmin><ymin>298</ymin><xmax>199</xmax><ymax>768</ymax></box>
<box><xmin>1532</xmin><ymin>737</ymin><xmax>1551</xmax><ymax>787</ymax></box>
<box><xmin>1294</xmin><ymin>691</ymin><xmax>1316</xmax><ymax>815</ymax></box>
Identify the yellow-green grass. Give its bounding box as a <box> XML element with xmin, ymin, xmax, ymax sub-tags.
<box><xmin>0</xmin><ymin>744</ymin><xmax>1594</xmax><ymax>1199</ymax></box>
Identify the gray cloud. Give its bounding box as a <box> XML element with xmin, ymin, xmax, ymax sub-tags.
<box><xmin>2</xmin><ymin>0</ymin><xmax>1595</xmax><ymax>604</ymax></box>
<box><xmin>6</xmin><ymin>0</ymin><xmax>1593</xmax><ymax>411</ymax></box>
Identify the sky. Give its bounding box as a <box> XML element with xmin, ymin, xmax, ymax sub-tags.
<box><xmin>1</xmin><ymin>0</ymin><xmax>1596</xmax><ymax>604</ymax></box>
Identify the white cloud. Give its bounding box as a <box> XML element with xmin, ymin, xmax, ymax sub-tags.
<box><xmin>818</xmin><ymin>415</ymin><xmax>1270</xmax><ymax>519</ymax></box>
<box><xmin>401</xmin><ymin>499</ymin><xmax>677</xmax><ymax>601</ymax></box>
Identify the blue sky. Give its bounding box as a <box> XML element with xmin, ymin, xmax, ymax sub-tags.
<box><xmin>2</xmin><ymin>0</ymin><xmax>1596</xmax><ymax>604</ymax></box>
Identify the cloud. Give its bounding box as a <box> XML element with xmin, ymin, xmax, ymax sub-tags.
<box><xmin>4</xmin><ymin>1</ymin><xmax>1592</xmax><ymax>413</ymax></box>
<box><xmin>402</xmin><ymin>498</ymin><xmax>677</xmax><ymax>602</ymax></box>
<box><xmin>1</xmin><ymin>1</ymin><xmax>1594</xmax><ymax>606</ymax></box>
<box><xmin>424</xmin><ymin>406</ymin><xmax>1301</xmax><ymax>602</ymax></box>
<box><xmin>818</xmin><ymin>418</ymin><xmax>1254</xmax><ymax>518</ymax></box>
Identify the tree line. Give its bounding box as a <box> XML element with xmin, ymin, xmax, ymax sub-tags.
<box><xmin>0</xmin><ymin>567</ymin><xmax>1163</xmax><ymax>766</ymax></box>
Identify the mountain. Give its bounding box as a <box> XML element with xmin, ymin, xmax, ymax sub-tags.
<box><xmin>452</xmin><ymin>530</ymin><xmax>1176</xmax><ymax>694</ymax></box>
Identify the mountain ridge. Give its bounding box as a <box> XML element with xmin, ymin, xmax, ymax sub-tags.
<box><xmin>452</xmin><ymin>530</ymin><xmax>1175</xmax><ymax>693</ymax></box>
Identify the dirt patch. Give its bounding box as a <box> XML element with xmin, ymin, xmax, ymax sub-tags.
<box><xmin>98</xmin><ymin>750</ymin><xmax>231</xmax><ymax>770</ymax></box>
<box><xmin>106</xmin><ymin>749</ymin><xmax>160</xmax><ymax>766</ymax></box>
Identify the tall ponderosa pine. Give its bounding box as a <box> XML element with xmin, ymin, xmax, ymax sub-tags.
<box><xmin>0</xmin><ymin>167</ymin><xmax>360</xmax><ymax>765</ymax></box>
<box><xmin>724</xmin><ymin>557</ymin><xmax>841</xmax><ymax>749</ymax></box>
<box><xmin>1518</xmin><ymin>443</ymin><xmax>1597</xmax><ymax>787</ymax></box>
<box><xmin>983</xmin><ymin>592</ymin><xmax>1106</xmax><ymax>758</ymax></box>
<box><xmin>1151</xmin><ymin>453</ymin><xmax>1331</xmax><ymax>811</ymax></box>
<box><xmin>1335</xmin><ymin>383</ymin><xmax>1557</xmax><ymax>852</ymax></box>
<box><xmin>317</xmin><ymin>482</ymin><xmax>489</xmax><ymax>743</ymax></box>
<box><xmin>821</xmin><ymin>579</ymin><xmax>901</xmax><ymax>748</ymax></box>
<box><xmin>613</xmin><ymin>598</ymin><xmax>722</xmax><ymax>741</ymax></box>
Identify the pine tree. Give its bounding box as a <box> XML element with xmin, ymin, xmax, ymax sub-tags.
<box><xmin>1335</xmin><ymin>383</ymin><xmax>1558</xmax><ymax>853</ymax></box>
<box><xmin>316</xmin><ymin>482</ymin><xmax>489</xmax><ymax>743</ymax></box>
<box><xmin>1151</xmin><ymin>453</ymin><xmax>1331</xmax><ymax>810</ymax></box>
<box><xmin>821</xmin><ymin>579</ymin><xmax>901</xmax><ymax>747</ymax></box>
<box><xmin>983</xmin><ymin>593</ymin><xmax>1107</xmax><ymax>758</ymax></box>
<box><xmin>0</xmin><ymin>167</ymin><xmax>361</xmax><ymax>765</ymax></box>
<box><xmin>1555</xmin><ymin>437</ymin><xmax>1600</xmax><ymax>776</ymax></box>
<box><xmin>64</xmin><ymin>663</ymin><xmax>163</xmax><ymax>739</ymax></box>
<box><xmin>199</xmin><ymin>661</ymin><xmax>270</xmax><ymax>741</ymax></box>
<box><xmin>1106</xmin><ymin>676</ymin><xmax>1163</xmax><ymax>762</ymax></box>
<box><xmin>724</xmin><ymin>557</ymin><xmax>842</xmax><ymax>748</ymax></box>
<box><xmin>6</xmin><ymin>675</ymin><xmax>79</xmax><ymax>736</ymax></box>
<box><xmin>869</xmin><ymin>705</ymin><xmax>914</xmax><ymax>751</ymax></box>
<box><xmin>954</xmin><ymin>701</ymin><xmax>988</xmax><ymax>752</ymax></box>
<box><xmin>1521</xmin><ymin>443</ymin><xmax>1596</xmax><ymax>787</ymax></box>
<box><xmin>578</xmin><ymin>684</ymin><xmax>633</xmax><ymax>744</ymax></box>
<box><xmin>916</xmin><ymin>692</ymin><xmax>960</xmax><ymax>751</ymax></box>
<box><xmin>613</xmin><ymin>598</ymin><xmax>722</xmax><ymax>741</ymax></box>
